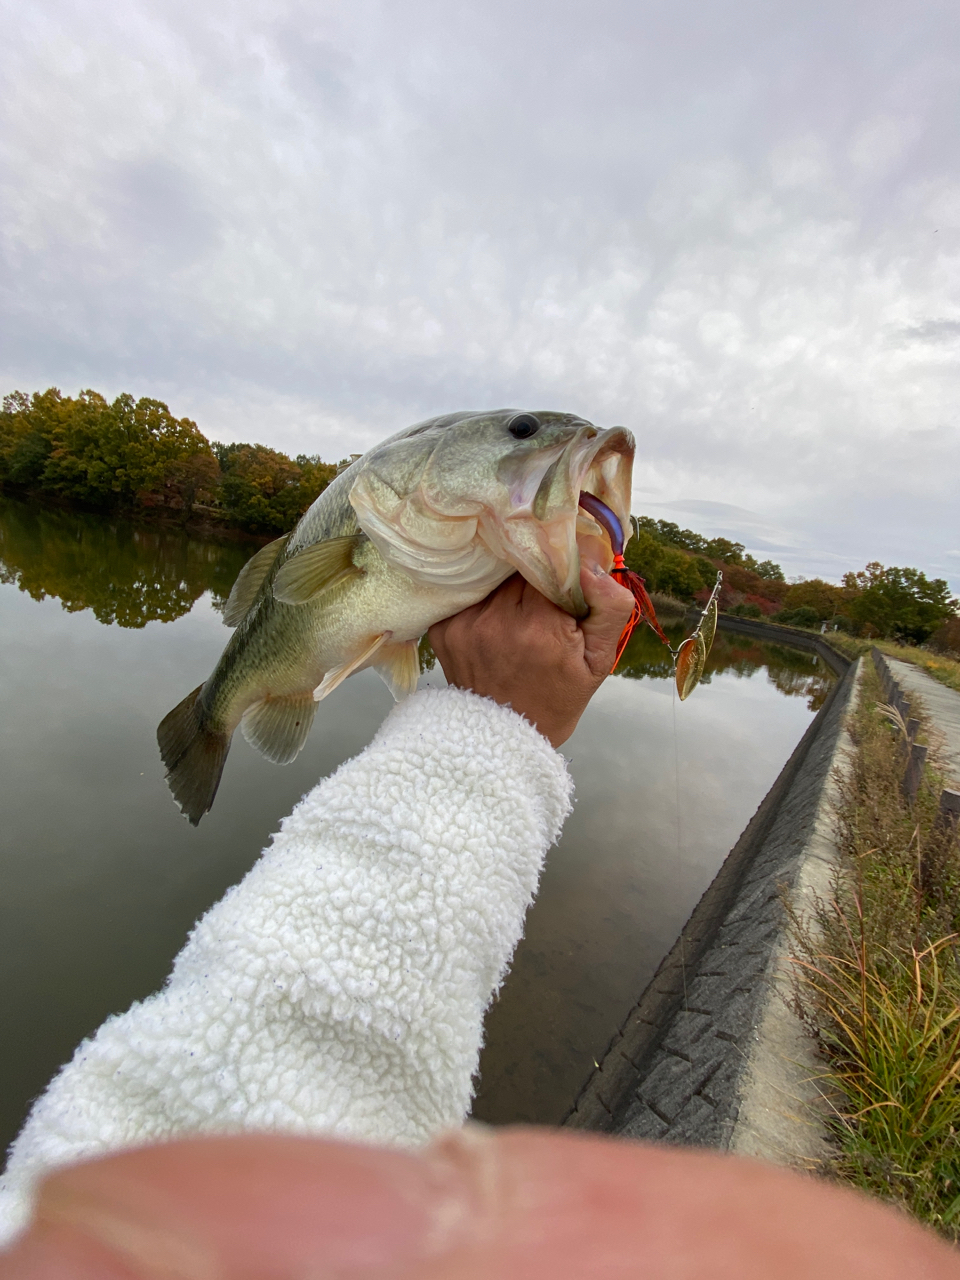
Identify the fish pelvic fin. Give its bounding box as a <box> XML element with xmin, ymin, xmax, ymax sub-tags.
<box><xmin>157</xmin><ymin>685</ymin><xmax>230</xmax><ymax>826</ymax></box>
<box><xmin>314</xmin><ymin>632</ymin><xmax>390</xmax><ymax>702</ymax></box>
<box><xmin>373</xmin><ymin>638</ymin><xmax>421</xmax><ymax>700</ymax></box>
<box><xmin>240</xmin><ymin>691</ymin><xmax>318</xmax><ymax>765</ymax></box>
<box><xmin>272</xmin><ymin>534</ymin><xmax>364</xmax><ymax>605</ymax></box>
<box><xmin>222</xmin><ymin>535</ymin><xmax>289</xmax><ymax>626</ymax></box>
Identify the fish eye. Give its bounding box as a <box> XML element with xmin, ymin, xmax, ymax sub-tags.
<box><xmin>508</xmin><ymin>413</ymin><xmax>540</xmax><ymax>439</ymax></box>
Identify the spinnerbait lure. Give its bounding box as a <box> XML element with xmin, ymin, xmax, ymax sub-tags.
<box><xmin>577</xmin><ymin>492</ymin><xmax>722</xmax><ymax>695</ymax></box>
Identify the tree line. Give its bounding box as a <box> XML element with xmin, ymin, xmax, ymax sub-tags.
<box><xmin>622</xmin><ymin>520</ymin><xmax>956</xmax><ymax>648</ymax></box>
<box><xmin>2</xmin><ymin>387</ymin><xmax>956</xmax><ymax>646</ymax></box>
<box><xmin>0</xmin><ymin>388</ymin><xmax>341</xmax><ymax>535</ymax></box>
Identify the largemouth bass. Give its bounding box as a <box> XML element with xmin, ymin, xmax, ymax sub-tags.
<box><xmin>158</xmin><ymin>409</ymin><xmax>634</xmax><ymax>823</ymax></box>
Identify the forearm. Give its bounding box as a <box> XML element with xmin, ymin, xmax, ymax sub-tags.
<box><xmin>0</xmin><ymin>687</ymin><xmax>572</xmax><ymax>1243</ymax></box>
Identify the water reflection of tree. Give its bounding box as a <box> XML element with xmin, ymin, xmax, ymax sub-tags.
<box><xmin>616</xmin><ymin>625</ymin><xmax>834</xmax><ymax>710</ymax></box>
<box><xmin>0</xmin><ymin>497</ymin><xmax>250</xmax><ymax>628</ymax></box>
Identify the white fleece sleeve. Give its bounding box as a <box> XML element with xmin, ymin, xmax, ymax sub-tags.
<box><xmin>0</xmin><ymin>687</ymin><xmax>573</xmax><ymax>1244</ymax></box>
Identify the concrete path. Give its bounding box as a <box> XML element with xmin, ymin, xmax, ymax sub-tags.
<box><xmin>885</xmin><ymin>658</ymin><xmax>960</xmax><ymax>787</ymax></box>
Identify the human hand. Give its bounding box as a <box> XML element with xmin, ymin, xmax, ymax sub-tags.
<box><xmin>3</xmin><ymin>1127</ymin><xmax>957</xmax><ymax>1279</ymax></box>
<box><xmin>428</xmin><ymin>562</ymin><xmax>635</xmax><ymax>747</ymax></box>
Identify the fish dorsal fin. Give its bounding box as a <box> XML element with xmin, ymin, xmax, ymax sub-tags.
<box><xmin>222</xmin><ymin>535</ymin><xmax>289</xmax><ymax>626</ymax></box>
<box><xmin>313</xmin><ymin>632</ymin><xmax>390</xmax><ymax>702</ymax></box>
<box><xmin>373</xmin><ymin>639</ymin><xmax>421</xmax><ymax>700</ymax></box>
<box><xmin>240</xmin><ymin>691</ymin><xmax>318</xmax><ymax>764</ymax></box>
<box><xmin>273</xmin><ymin>534</ymin><xmax>363</xmax><ymax>605</ymax></box>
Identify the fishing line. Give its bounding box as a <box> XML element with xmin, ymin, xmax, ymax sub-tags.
<box><xmin>672</xmin><ymin>674</ymin><xmax>689</xmax><ymax>1012</ymax></box>
<box><xmin>591</xmin><ymin>507</ymin><xmax>718</xmax><ymax>1030</ymax></box>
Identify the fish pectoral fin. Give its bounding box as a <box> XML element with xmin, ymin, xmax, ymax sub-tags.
<box><xmin>240</xmin><ymin>691</ymin><xmax>318</xmax><ymax>764</ymax></box>
<box><xmin>222</xmin><ymin>534</ymin><xmax>289</xmax><ymax>626</ymax></box>
<box><xmin>273</xmin><ymin>535</ymin><xmax>364</xmax><ymax>606</ymax></box>
<box><xmin>373</xmin><ymin>639</ymin><xmax>421</xmax><ymax>701</ymax></box>
<box><xmin>313</xmin><ymin>632</ymin><xmax>391</xmax><ymax>703</ymax></box>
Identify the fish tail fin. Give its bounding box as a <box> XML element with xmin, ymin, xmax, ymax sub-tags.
<box><xmin>157</xmin><ymin>684</ymin><xmax>229</xmax><ymax>826</ymax></box>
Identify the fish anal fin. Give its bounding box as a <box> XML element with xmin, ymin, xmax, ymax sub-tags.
<box><xmin>373</xmin><ymin>639</ymin><xmax>421</xmax><ymax>701</ymax></box>
<box><xmin>157</xmin><ymin>684</ymin><xmax>230</xmax><ymax>825</ymax></box>
<box><xmin>240</xmin><ymin>691</ymin><xmax>318</xmax><ymax>764</ymax></box>
<box><xmin>222</xmin><ymin>535</ymin><xmax>289</xmax><ymax>627</ymax></box>
<box><xmin>273</xmin><ymin>535</ymin><xmax>363</xmax><ymax>606</ymax></box>
<box><xmin>313</xmin><ymin>632</ymin><xmax>390</xmax><ymax>703</ymax></box>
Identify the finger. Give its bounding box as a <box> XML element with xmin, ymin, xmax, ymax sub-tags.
<box><xmin>578</xmin><ymin>562</ymin><xmax>636</xmax><ymax>676</ymax></box>
<box><xmin>4</xmin><ymin>1129</ymin><xmax>957</xmax><ymax>1280</ymax></box>
<box><xmin>421</xmin><ymin>1128</ymin><xmax>959</xmax><ymax>1280</ymax></box>
<box><xmin>1</xmin><ymin>1136</ymin><xmax>450</xmax><ymax>1279</ymax></box>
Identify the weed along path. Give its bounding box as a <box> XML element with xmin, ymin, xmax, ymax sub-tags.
<box><xmin>884</xmin><ymin>656</ymin><xmax>960</xmax><ymax>787</ymax></box>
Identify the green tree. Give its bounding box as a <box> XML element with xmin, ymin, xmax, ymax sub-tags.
<box><xmin>655</xmin><ymin>546</ymin><xmax>706</xmax><ymax>599</ymax></box>
<box><xmin>705</xmin><ymin>536</ymin><xmax>745</xmax><ymax>565</ymax></box>
<box><xmin>773</xmin><ymin>604</ymin><xmax>821</xmax><ymax>630</ymax></box>
<box><xmin>623</xmin><ymin>528</ymin><xmax>664</xmax><ymax>581</ymax></box>
<box><xmin>842</xmin><ymin>562</ymin><xmax>957</xmax><ymax>644</ymax></box>
<box><xmin>742</xmin><ymin>554</ymin><xmax>785</xmax><ymax>582</ymax></box>
<box><xmin>1</xmin><ymin>389</ymin><xmax>60</xmax><ymax>487</ymax></box>
<box><xmin>623</xmin><ymin>528</ymin><xmax>705</xmax><ymax>599</ymax></box>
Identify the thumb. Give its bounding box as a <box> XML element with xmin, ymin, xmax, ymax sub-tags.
<box><xmin>578</xmin><ymin>561</ymin><xmax>636</xmax><ymax>678</ymax></box>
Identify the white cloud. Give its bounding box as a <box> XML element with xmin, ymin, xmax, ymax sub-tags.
<box><xmin>1</xmin><ymin>0</ymin><xmax>959</xmax><ymax>591</ymax></box>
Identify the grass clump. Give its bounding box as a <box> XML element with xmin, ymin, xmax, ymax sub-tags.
<box><xmin>648</xmin><ymin>590</ymin><xmax>690</xmax><ymax>621</ymax></box>
<box><xmin>791</xmin><ymin>662</ymin><xmax>960</xmax><ymax>1238</ymax></box>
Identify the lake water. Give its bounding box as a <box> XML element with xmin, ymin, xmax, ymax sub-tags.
<box><xmin>0</xmin><ymin>496</ymin><xmax>833</xmax><ymax>1147</ymax></box>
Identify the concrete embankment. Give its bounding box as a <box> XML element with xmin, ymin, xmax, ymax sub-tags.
<box><xmin>564</xmin><ymin>616</ymin><xmax>861</xmax><ymax>1166</ymax></box>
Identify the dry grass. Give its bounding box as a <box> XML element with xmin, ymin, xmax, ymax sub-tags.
<box><xmin>790</xmin><ymin>663</ymin><xmax>960</xmax><ymax>1238</ymax></box>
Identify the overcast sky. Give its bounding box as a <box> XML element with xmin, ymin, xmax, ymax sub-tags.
<box><xmin>2</xmin><ymin>0</ymin><xmax>959</xmax><ymax>589</ymax></box>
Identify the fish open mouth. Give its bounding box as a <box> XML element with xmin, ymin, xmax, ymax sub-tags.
<box><xmin>571</xmin><ymin>429</ymin><xmax>634</xmax><ymax>597</ymax></box>
<box><xmin>482</xmin><ymin>423</ymin><xmax>635</xmax><ymax>617</ymax></box>
<box><xmin>574</xmin><ymin>427</ymin><xmax>633</xmax><ymax>557</ymax></box>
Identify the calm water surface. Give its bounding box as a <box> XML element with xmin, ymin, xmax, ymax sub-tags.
<box><xmin>0</xmin><ymin>497</ymin><xmax>833</xmax><ymax>1146</ymax></box>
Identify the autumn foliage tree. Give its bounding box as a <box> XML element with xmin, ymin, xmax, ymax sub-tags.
<box><xmin>0</xmin><ymin>388</ymin><xmax>339</xmax><ymax>534</ymax></box>
<box><xmin>779</xmin><ymin>577</ymin><xmax>847</xmax><ymax>620</ymax></box>
<box><xmin>212</xmin><ymin>444</ymin><xmax>337</xmax><ymax>533</ymax></box>
<box><xmin>0</xmin><ymin>389</ymin><xmax>216</xmax><ymax>513</ymax></box>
